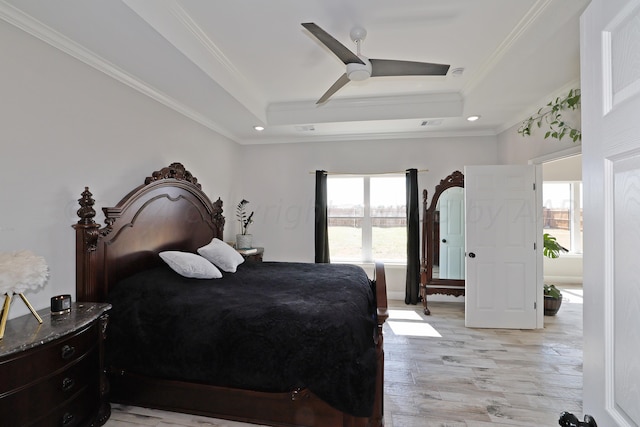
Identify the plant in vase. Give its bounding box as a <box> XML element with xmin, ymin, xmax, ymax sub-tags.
<box><xmin>542</xmin><ymin>233</ymin><xmax>569</xmax><ymax>315</ymax></box>
<box><xmin>236</xmin><ymin>199</ymin><xmax>254</xmax><ymax>249</ymax></box>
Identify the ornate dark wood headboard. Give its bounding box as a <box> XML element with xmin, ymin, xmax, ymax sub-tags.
<box><xmin>73</xmin><ymin>163</ymin><xmax>224</xmax><ymax>302</ymax></box>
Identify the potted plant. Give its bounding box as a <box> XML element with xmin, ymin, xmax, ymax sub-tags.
<box><xmin>236</xmin><ymin>199</ymin><xmax>254</xmax><ymax>249</ymax></box>
<box><xmin>543</xmin><ymin>233</ymin><xmax>568</xmax><ymax>315</ymax></box>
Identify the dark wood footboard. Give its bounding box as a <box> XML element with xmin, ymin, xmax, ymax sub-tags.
<box><xmin>373</xmin><ymin>261</ymin><xmax>388</xmax><ymax>427</ymax></box>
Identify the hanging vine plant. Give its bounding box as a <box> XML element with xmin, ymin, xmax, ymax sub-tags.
<box><xmin>518</xmin><ymin>88</ymin><xmax>581</xmax><ymax>142</ymax></box>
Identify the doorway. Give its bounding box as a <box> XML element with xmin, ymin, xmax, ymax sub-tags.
<box><xmin>541</xmin><ymin>153</ymin><xmax>583</xmax><ymax>288</ymax></box>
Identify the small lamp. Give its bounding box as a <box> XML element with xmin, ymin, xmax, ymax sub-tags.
<box><xmin>0</xmin><ymin>250</ymin><xmax>49</xmax><ymax>339</ymax></box>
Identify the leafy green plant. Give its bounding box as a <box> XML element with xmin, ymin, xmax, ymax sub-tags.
<box><xmin>544</xmin><ymin>284</ymin><xmax>562</xmax><ymax>299</ymax></box>
<box><xmin>236</xmin><ymin>199</ymin><xmax>254</xmax><ymax>235</ymax></box>
<box><xmin>542</xmin><ymin>233</ymin><xmax>568</xmax><ymax>302</ymax></box>
<box><xmin>518</xmin><ymin>88</ymin><xmax>581</xmax><ymax>142</ymax></box>
<box><xmin>543</xmin><ymin>233</ymin><xmax>569</xmax><ymax>259</ymax></box>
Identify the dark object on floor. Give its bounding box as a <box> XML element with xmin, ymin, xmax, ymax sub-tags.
<box><xmin>544</xmin><ymin>294</ymin><xmax>563</xmax><ymax>316</ymax></box>
<box><xmin>558</xmin><ymin>411</ymin><xmax>598</xmax><ymax>427</ymax></box>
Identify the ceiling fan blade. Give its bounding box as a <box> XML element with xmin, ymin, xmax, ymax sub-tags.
<box><xmin>317</xmin><ymin>73</ymin><xmax>350</xmax><ymax>104</ymax></box>
<box><xmin>370</xmin><ymin>59</ymin><xmax>450</xmax><ymax>77</ymax></box>
<box><xmin>302</xmin><ymin>23</ymin><xmax>364</xmax><ymax>65</ymax></box>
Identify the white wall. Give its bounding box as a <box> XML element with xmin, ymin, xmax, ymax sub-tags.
<box><xmin>544</xmin><ymin>255</ymin><xmax>582</xmax><ymax>285</ymax></box>
<box><xmin>543</xmin><ymin>154</ymin><xmax>582</xmax><ymax>180</ymax></box>
<box><xmin>0</xmin><ymin>20</ymin><xmax>240</xmax><ymax>318</ymax></box>
<box><xmin>497</xmin><ymin>120</ymin><xmax>581</xmax><ymax>166</ymax></box>
<box><xmin>498</xmin><ymin>120</ymin><xmax>583</xmax><ymax>284</ymax></box>
<box><xmin>239</xmin><ymin>136</ymin><xmax>500</xmax><ymax>300</ymax></box>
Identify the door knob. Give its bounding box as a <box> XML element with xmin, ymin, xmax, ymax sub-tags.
<box><xmin>559</xmin><ymin>412</ymin><xmax>598</xmax><ymax>427</ymax></box>
<box><xmin>441</xmin><ymin>239</ymin><xmax>447</xmax><ymax>243</ymax></box>
<box><xmin>468</xmin><ymin>252</ymin><xmax>476</xmax><ymax>258</ymax></box>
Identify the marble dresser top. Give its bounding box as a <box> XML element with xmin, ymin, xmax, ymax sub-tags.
<box><xmin>0</xmin><ymin>302</ymin><xmax>111</xmax><ymax>358</ymax></box>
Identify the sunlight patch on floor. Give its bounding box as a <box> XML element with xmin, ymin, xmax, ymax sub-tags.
<box><xmin>388</xmin><ymin>309</ymin><xmax>423</xmax><ymax>321</ymax></box>
<box><xmin>387</xmin><ymin>320</ymin><xmax>442</xmax><ymax>337</ymax></box>
<box><xmin>561</xmin><ymin>287</ymin><xmax>583</xmax><ymax>304</ymax></box>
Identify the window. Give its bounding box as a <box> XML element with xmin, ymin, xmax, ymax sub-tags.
<box><xmin>543</xmin><ymin>182</ymin><xmax>583</xmax><ymax>253</ymax></box>
<box><xmin>327</xmin><ymin>175</ymin><xmax>407</xmax><ymax>262</ymax></box>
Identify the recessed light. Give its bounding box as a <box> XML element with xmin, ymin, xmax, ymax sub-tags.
<box><xmin>253</xmin><ymin>125</ymin><xmax>265</xmax><ymax>131</ymax></box>
<box><xmin>466</xmin><ymin>115</ymin><xmax>480</xmax><ymax>122</ymax></box>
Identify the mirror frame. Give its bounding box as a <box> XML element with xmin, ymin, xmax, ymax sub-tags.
<box><xmin>420</xmin><ymin>170</ymin><xmax>465</xmax><ymax>315</ymax></box>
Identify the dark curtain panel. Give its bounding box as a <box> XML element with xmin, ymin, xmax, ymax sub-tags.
<box><xmin>315</xmin><ymin>170</ymin><xmax>330</xmax><ymax>263</ymax></box>
<box><xmin>405</xmin><ymin>168</ymin><xmax>420</xmax><ymax>304</ymax></box>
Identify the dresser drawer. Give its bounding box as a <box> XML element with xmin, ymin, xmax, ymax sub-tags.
<box><xmin>21</xmin><ymin>381</ymin><xmax>98</xmax><ymax>427</ymax></box>
<box><xmin>0</xmin><ymin>322</ymin><xmax>98</xmax><ymax>395</ymax></box>
<box><xmin>50</xmin><ymin>388</ymin><xmax>99</xmax><ymax>427</ymax></box>
<box><xmin>0</xmin><ymin>349</ymin><xmax>99</xmax><ymax>426</ymax></box>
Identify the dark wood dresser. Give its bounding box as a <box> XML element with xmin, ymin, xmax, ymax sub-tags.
<box><xmin>0</xmin><ymin>302</ymin><xmax>111</xmax><ymax>427</ymax></box>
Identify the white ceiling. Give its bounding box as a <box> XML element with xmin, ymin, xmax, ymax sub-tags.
<box><xmin>1</xmin><ymin>0</ymin><xmax>590</xmax><ymax>144</ymax></box>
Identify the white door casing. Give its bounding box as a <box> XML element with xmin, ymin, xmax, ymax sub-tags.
<box><xmin>582</xmin><ymin>0</ymin><xmax>640</xmax><ymax>425</ymax></box>
<box><xmin>464</xmin><ymin>165</ymin><xmax>539</xmax><ymax>329</ymax></box>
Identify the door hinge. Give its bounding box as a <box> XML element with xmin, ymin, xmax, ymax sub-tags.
<box><xmin>533</xmin><ymin>182</ymin><xmax>536</xmax><ymax>190</ymax></box>
<box><xmin>534</xmin><ymin>301</ymin><xmax>537</xmax><ymax>309</ymax></box>
<box><xmin>534</xmin><ymin>242</ymin><xmax>537</xmax><ymax>250</ymax></box>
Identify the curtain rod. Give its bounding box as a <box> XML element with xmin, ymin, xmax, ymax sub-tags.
<box><xmin>310</xmin><ymin>169</ymin><xmax>428</xmax><ymax>176</ymax></box>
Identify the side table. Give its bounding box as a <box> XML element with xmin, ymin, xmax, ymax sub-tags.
<box><xmin>237</xmin><ymin>247</ymin><xmax>264</xmax><ymax>262</ymax></box>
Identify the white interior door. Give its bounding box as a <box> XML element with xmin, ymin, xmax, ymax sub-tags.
<box><xmin>439</xmin><ymin>187</ymin><xmax>465</xmax><ymax>280</ymax></box>
<box><xmin>581</xmin><ymin>1</ymin><xmax>640</xmax><ymax>425</ymax></box>
<box><xmin>464</xmin><ymin>165</ymin><xmax>538</xmax><ymax>329</ymax></box>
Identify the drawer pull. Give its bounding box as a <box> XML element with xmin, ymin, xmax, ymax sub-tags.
<box><xmin>62</xmin><ymin>377</ymin><xmax>75</xmax><ymax>392</ymax></box>
<box><xmin>61</xmin><ymin>344</ymin><xmax>76</xmax><ymax>360</ymax></box>
<box><xmin>62</xmin><ymin>412</ymin><xmax>75</xmax><ymax>426</ymax></box>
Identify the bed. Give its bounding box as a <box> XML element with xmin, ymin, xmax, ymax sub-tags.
<box><xmin>73</xmin><ymin>162</ymin><xmax>388</xmax><ymax>427</ymax></box>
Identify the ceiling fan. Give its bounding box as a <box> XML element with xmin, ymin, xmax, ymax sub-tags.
<box><xmin>302</xmin><ymin>22</ymin><xmax>450</xmax><ymax>104</ymax></box>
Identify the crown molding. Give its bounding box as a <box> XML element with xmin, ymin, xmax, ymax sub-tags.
<box><xmin>237</xmin><ymin>127</ymin><xmax>498</xmax><ymax>145</ymax></box>
<box><xmin>121</xmin><ymin>0</ymin><xmax>267</xmax><ymax>122</ymax></box>
<box><xmin>0</xmin><ymin>0</ymin><xmax>237</xmax><ymax>141</ymax></box>
<box><xmin>462</xmin><ymin>0</ymin><xmax>553</xmax><ymax>96</ymax></box>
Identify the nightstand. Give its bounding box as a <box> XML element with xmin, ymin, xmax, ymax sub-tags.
<box><xmin>0</xmin><ymin>302</ymin><xmax>111</xmax><ymax>427</ymax></box>
<box><xmin>238</xmin><ymin>247</ymin><xmax>264</xmax><ymax>262</ymax></box>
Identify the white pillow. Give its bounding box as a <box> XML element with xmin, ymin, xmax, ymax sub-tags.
<box><xmin>159</xmin><ymin>251</ymin><xmax>222</xmax><ymax>279</ymax></box>
<box><xmin>197</xmin><ymin>238</ymin><xmax>245</xmax><ymax>273</ymax></box>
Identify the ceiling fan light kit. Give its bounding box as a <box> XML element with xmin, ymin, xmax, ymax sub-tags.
<box><xmin>302</xmin><ymin>22</ymin><xmax>450</xmax><ymax>104</ymax></box>
<box><xmin>346</xmin><ymin>58</ymin><xmax>372</xmax><ymax>81</ymax></box>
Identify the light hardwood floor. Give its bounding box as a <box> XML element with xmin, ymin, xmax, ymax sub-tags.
<box><xmin>105</xmin><ymin>286</ymin><xmax>583</xmax><ymax>426</ymax></box>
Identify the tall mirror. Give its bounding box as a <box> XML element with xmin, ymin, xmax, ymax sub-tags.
<box><xmin>420</xmin><ymin>170</ymin><xmax>465</xmax><ymax>315</ymax></box>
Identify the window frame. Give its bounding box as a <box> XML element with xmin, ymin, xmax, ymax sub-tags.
<box><xmin>327</xmin><ymin>174</ymin><xmax>407</xmax><ymax>263</ymax></box>
<box><xmin>542</xmin><ymin>180</ymin><xmax>583</xmax><ymax>254</ymax></box>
